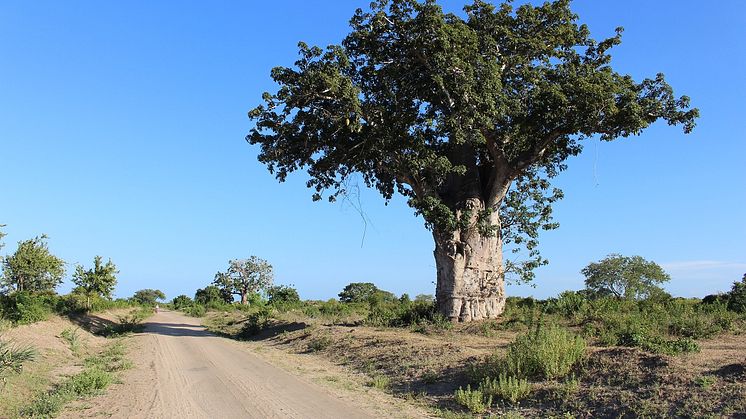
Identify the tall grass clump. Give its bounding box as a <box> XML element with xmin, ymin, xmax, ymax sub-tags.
<box><xmin>454</xmin><ymin>384</ymin><xmax>492</xmax><ymax>414</ymax></box>
<box><xmin>479</xmin><ymin>373</ymin><xmax>531</xmax><ymax>404</ymax></box>
<box><xmin>0</xmin><ymin>339</ymin><xmax>36</xmax><ymax>377</ymax></box>
<box><xmin>502</xmin><ymin>325</ymin><xmax>586</xmax><ymax>380</ymax></box>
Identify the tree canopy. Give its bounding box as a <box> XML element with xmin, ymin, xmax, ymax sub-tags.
<box><xmin>213</xmin><ymin>256</ymin><xmax>274</xmax><ymax>305</ymax></box>
<box><xmin>131</xmin><ymin>289</ymin><xmax>166</xmax><ymax>305</ymax></box>
<box><xmin>582</xmin><ymin>254</ymin><xmax>670</xmax><ymax>300</ymax></box>
<box><xmin>1</xmin><ymin>235</ymin><xmax>66</xmax><ymax>294</ymax></box>
<box><xmin>72</xmin><ymin>256</ymin><xmax>119</xmax><ymax>310</ymax></box>
<box><xmin>248</xmin><ymin>0</ymin><xmax>698</xmax><ymax>285</ymax></box>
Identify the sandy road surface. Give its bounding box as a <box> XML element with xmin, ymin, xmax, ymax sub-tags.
<box><xmin>66</xmin><ymin>310</ymin><xmax>374</xmax><ymax>419</ymax></box>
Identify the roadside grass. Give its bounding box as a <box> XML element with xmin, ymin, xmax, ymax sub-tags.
<box><xmin>20</xmin><ymin>340</ymin><xmax>131</xmax><ymax>418</ymax></box>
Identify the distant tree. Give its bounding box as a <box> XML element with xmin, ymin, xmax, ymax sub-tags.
<box><xmin>131</xmin><ymin>289</ymin><xmax>166</xmax><ymax>305</ymax></box>
<box><xmin>0</xmin><ymin>224</ymin><xmax>6</xmax><ymax>252</ymax></box>
<box><xmin>338</xmin><ymin>282</ymin><xmax>379</xmax><ymax>303</ymax></box>
<box><xmin>582</xmin><ymin>254</ymin><xmax>670</xmax><ymax>300</ymax></box>
<box><xmin>247</xmin><ymin>0</ymin><xmax>698</xmax><ymax>321</ymax></box>
<box><xmin>726</xmin><ymin>273</ymin><xmax>746</xmax><ymax>313</ymax></box>
<box><xmin>414</xmin><ymin>294</ymin><xmax>435</xmax><ymax>304</ymax></box>
<box><xmin>171</xmin><ymin>295</ymin><xmax>193</xmax><ymax>309</ymax></box>
<box><xmin>1</xmin><ymin>235</ymin><xmax>65</xmax><ymax>294</ymax></box>
<box><xmin>399</xmin><ymin>293</ymin><xmax>411</xmax><ymax>304</ymax></box>
<box><xmin>266</xmin><ymin>285</ymin><xmax>300</xmax><ymax>305</ymax></box>
<box><xmin>194</xmin><ymin>285</ymin><xmax>233</xmax><ymax>305</ymax></box>
<box><xmin>72</xmin><ymin>256</ymin><xmax>118</xmax><ymax>310</ymax></box>
<box><xmin>213</xmin><ymin>256</ymin><xmax>274</xmax><ymax>305</ymax></box>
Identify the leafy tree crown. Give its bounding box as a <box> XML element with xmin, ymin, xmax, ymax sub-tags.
<box><xmin>582</xmin><ymin>254</ymin><xmax>670</xmax><ymax>300</ymax></box>
<box><xmin>248</xmin><ymin>0</ymin><xmax>698</xmax><ymax>283</ymax></box>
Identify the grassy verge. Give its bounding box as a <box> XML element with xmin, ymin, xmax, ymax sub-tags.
<box><xmin>20</xmin><ymin>340</ymin><xmax>131</xmax><ymax>418</ymax></box>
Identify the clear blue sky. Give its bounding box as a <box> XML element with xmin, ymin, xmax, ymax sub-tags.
<box><xmin>1</xmin><ymin>1</ymin><xmax>744</xmax><ymax>301</ymax></box>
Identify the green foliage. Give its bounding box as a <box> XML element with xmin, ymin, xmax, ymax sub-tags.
<box><xmin>60</xmin><ymin>328</ymin><xmax>83</xmax><ymax>356</ymax></box>
<box><xmin>454</xmin><ymin>385</ymin><xmax>492</xmax><ymax>414</ymax></box>
<box><xmin>248</xmin><ymin>0</ymin><xmax>698</xmax><ymax>285</ymax></box>
<box><xmin>98</xmin><ymin>309</ymin><xmax>150</xmax><ymax>337</ymax></box>
<box><xmin>582</xmin><ymin>254</ymin><xmax>670</xmax><ymax>300</ymax></box>
<box><xmin>338</xmin><ymin>282</ymin><xmax>380</xmax><ymax>303</ymax></box>
<box><xmin>267</xmin><ymin>284</ymin><xmax>301</xmax><ymax>306</ymax></box>
<box><xmin>479</xmin><ymin>373</ymin><xmax>531</xmax><ymax>404</ymax></box>
<box><xmin>307</xmin><ymin>335</ymin><xmax>333</xmax><ymax>352</ymax></box>
<box><xmin>130</xmin><ymin>289</ymin><xmax>166</xmax><ymax>305</ymax></box>
<box><xmin>366</xmin><ymin>375</ymin><xmax>390</xmax><ymax>390</ymax></box>
<box><xmin>1</xmin><ymin>235</ymin><xmax>66</xmax><ymax>293</ymax></box>
<box><xmin>22</xmin><ymin>341</ymin><xmax>129</xmax><ymax>417</ymax></box>
<box><xmin>0</xmin><ymin>292</ymin><xmax>54</xmax><ymax>324</ymax></box>
<box><xmin>727</xmin><ymin>274</ymin><xmax>746</xmax><ymax>313</ymax></box>
<box><xmin>182</xmin><ymin>304</ymin><xmax>206</xmax><ymax>317</ymax></box>
<box><xmin>0</xmin><ymin>339</ymin><xmax>36</xmax><ymax>376</ymax></box>
<box><xmin>194</xmin><ymin>285</ymin><xmax>233</xmax><ymax>306</ymax></box>
<box><xmin>238</xmin><ymin>307</ymin><xmax>273</xmax><ymax>338</ymax></box>
<box><xmin>501</xmin><ymin>325</ymin><xmax>586</xmax><ymax>380</ymax></box>
<box><xmin>71</xmin><ymin>256</ymin><xmax>118</xmax><ymax>310</ymax></box>
<box><xmin>171</xmin><ymin>294</ymin><xmax>193</xmax><ymax>309</ymax></box>
<box><xmin>214</xmin><ymin>256</ymin><xmax>273</xmax><ymax>305</ymax></box>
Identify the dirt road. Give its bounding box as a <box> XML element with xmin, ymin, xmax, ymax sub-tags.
<box><xmin>64</xmin><ymin>311</ymin><xmax>375</xmax><ymax>419</ymax></box>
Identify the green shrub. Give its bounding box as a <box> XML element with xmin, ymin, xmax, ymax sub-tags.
<box><xmin>727</xmin><ymin>274</ymin><xmax>746</xmax><ymax>313</ymax></box>
<box><xmin>182</xmin><ymin>304</ymin><xmax>206</xmax><ymax>317</ymax></box>
<box><xmin>61</xmin><ymin>368</ymin><xmax>112</xmax><ymax>396</ymax></box>
<box><xmin>307</xmin><ymin>335</ymin><xmax>332</xmax><ymax>352</ymax></box>
<box><xmin>502</xmin><ymin>325</ymin><xmax>586</xmax><ymax>379</ymax></box>
<box><xmin>479</xmin><ymin>373</ymin><xmax>531</xmax><ymax>404</ymax></box>
<box><xmin>267</xmin><ymin>285</ymin><xmax>301</xmax><ymax>307</ymax></box>
<box><xmin>238</xmin><ymin>307</ymin><xmax>273</xmax><ymax>338</ymax></box>
<box><xmin>0</xmin><ymin>292</ymin><xmax>53</xmax><ymax>324</ymax></box>
<box><xmin>454</xmin><ymin>385</ymin><xmax>491</xmax><ymax>414</ymax></box>
<box><xmin>367</xmin><ymin>374</ymin><xmax>390</xmax><ymax>390</ymax></box>
<box><xmin>171</xmin><ymin>295</ymin><xmax>193</xmax><ymax>309</ymax></box>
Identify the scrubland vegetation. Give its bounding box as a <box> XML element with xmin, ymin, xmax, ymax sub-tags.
<box><xmin>0</xmin><ymin>227</ymin><xmax>152</xmax><ymax>417</ymax></box>
<box><xmin>176</xmin><ymin>268</ymin><xmax>746</xmax><ymax>418</ymax></box>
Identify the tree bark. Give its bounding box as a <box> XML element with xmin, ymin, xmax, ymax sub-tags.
<box><xmin>240</xmin><ymin>291</ymin><xmax>248</xmax><ymax>305</ymax></box>
<box><xmin>434</xmin><ymin>197</ymin><xmax>506</xmax><ymax>322</ymax></box>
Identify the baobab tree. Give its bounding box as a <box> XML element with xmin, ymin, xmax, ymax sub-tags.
<box><xmin>247</xmin><ymin>0</ymin><xmax>698</xmax><ymax>321</ymax></box>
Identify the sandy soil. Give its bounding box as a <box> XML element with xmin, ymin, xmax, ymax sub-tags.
<box><xmin>62</xmin><ymin>310</ymin><xmax>406</xmax><ymax>419</ymax></box>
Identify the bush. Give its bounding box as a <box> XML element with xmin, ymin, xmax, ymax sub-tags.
<box><xmin>307</xmin><ymin>335</ymin><xmax>333</xmax><ymax>352</ymax></box>
<box><xmin>727</xmin><ymin>274</ymin><xmax>746</xmax><ymax>313</ymax></box>
<box><xmin>502</xmin><ymin>325</ymin><xmax>586</xmax><ymax>380</ymax></box>
<box><xmin>238</xmin><ymin>307</ymin><xmax>273</xmax><ymax>338</ymax></box>
<box><xmin>267</xmin><ymin>285</ymin><xmax>301</xmax><ymax>306</ymax></box>
<box><xmin>182</xmin><ymin>304</ymin><xmax>206</xmax><ymax>317</ymax></box>
<box><xmin>0</xmin><ymin>292</ymin><xmax>54</xmax><ymax>324</ymax></box>
<box><xmin>171</xmin><ymin>295</ymin><xmax>193</xmax><ymax>309</ymax></box>
<box><xmin>454</xmin><ymin>385</ymin><xmax>491</xmax><ymax>414</ymax></box>
<box><xmin>479</xmin><ymin>373</ymin><xmax>531</xmax><ymax>404</ymax></box>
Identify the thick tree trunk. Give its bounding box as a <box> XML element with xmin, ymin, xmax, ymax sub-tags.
<box><xmin>240</xmin><ymin>291</ymin><xmax>248</xmax><ymax>305</ymax></box>
<box><xmin>434</xmin><ymin>198</ymin><xmax>506</xmax><ymax>322</ymax></box>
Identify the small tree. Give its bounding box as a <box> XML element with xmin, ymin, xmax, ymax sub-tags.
<box><xmin>72</xmin><ymin>256</ymin><xmax>119</xmax><ymax>310</ymax></box>
<box><xmin>131</xmin><ymin>289</ymin><xmax>166</xmax><ymax>305</ymax></box>
<box><xmin>582</xmin><ymin>254</ymin><xmax>669</xmax><ymax>300</ymax></box>
<box><xmin>0</xmin><ymin>224</ymin><xmax>6</xmax><ymax>252</ymax></box>
<box><xmin>194</xmin><ymin>285</ymin><xmax>233</xmax><ymax>305</ymax></box>
<box><xmin>726</xmin><ymin>273</ymin><xmax>746</xmax><ymax>313</ymax></box>
<box><xmin>1</xmin><ymin>235</ymin><xmax>65</xmax><ymax>294</ymax></box>
<box><xmin>266</xmin><ymin>285</ymin><xmax>301</xmax><ymax>305</ymax></box>
<box><xmin>338</xmin><ymin>282</ymin><xmax>379</xmax><ymax>303</ymax></box>
<box><xmin>171</xmin><ymin>295</ymin><xmax>193</xmax><ymax>309</ymax></box>
<box><xmin>213</xmin><ymin>256</ymin><xmax>273</xmax><ymax>305</ymax></box>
